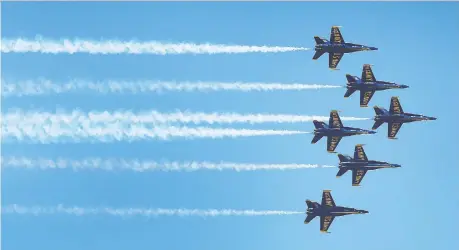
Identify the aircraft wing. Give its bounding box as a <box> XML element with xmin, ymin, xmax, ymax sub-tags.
<box><xmin>329</xmin><ymin>110</ymin><xmax>343</xmax><ymax>128</ymax></box>
<box><xmin>354</xmin><ymin>144</ymin><xmax>368</xmax><ymax>161</ymax></box>
<box><xmin>361</xmin><ymin>64</ymin><xmax>376</xmax><ymax>82</ymax></box>
<box><xmin>329</xmin><ymin>52</ymin><xmax>344</xmax><ymax>69</ymax></box>
<box><xmin>360</xmin><ymin>90</ymin><xmax>376</xmax><ymax>107</ymax></box>
<box><xmin>320</xmin><ymin>215</ymin><xmax>335</xmax><ymax>233</ymax></box>
<box><xmin>321</xmin><ymin>190</ymin><xmax>336</xmax><ymax>207</ymax></box>
<box><xmin>330</xmin><ymin>26</ymin><xmax>345</xmax><ymax>44</ymax></box>
<box><xmin>352</xmin><ymin>169</ymin><xmax>368</xmax><ymax>186</ymax></box>
<box><xmin>327</xmin><ymin>136</ymin><xmax>342</xmax><ymax>152</ymax></box>
<box><xmin>390</xmin><ymin>96</ymin><xmax>404</xmax><ymax>114</ymax></box>
<box><xmin>388</xmin><ymin>122</ymin><xmax>403</xmax><ymax>139</ymax></box>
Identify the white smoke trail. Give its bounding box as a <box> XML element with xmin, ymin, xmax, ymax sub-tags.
<box><xmin>1</xmin><ymin>204</ymin><xmax>303</xmax><ymax>217</ymax></box>
<box><xmin>1</xmin><ymin>37</ymin><xmax>309</xmax><ymax>55</ymax></box>
<box><xmin>3</xmin><ymin>110</ymin><xmax>370</xmax><ymax>126</ymax></box>
<box><xmin>1</xmin><ymin>78</ymin><xmax>342</xmax><ymax>97</ymax></box>
<box><xmin>1</xmin><ymin>122</ymin><xmax>310</xmax><ymax>143</ymax></box>
<box><xmin>2</xmin><ymin>157</ymin><xmax>336</xmax><ymax>172</ymax></box>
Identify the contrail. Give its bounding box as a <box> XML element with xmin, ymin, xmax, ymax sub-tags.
<box><xmin>2</xmin><ymin>123</ymin><xmax>310</xmax><ymax>143</ymax></box>
<box><xmin>1</xmin><ymin>37</ymin><xmax>309</xmax><ymax>55</ymax></box>
<box><xmin>2</xmin><ymin>157</ymin><xmax>336</xmax><ymax>172</ymax></box>
<box><xmin>1</xmin><ymin>78</ymin><xmax>342</xmax><ymax>97</ymax></box>
<box><xmin>3</xmin><ymin>110</ymin><xmax>370</xmax><ymax>126</ymax></box>
<box><xmin>1</xmin><ymin>205</ymin><xmax>304</xmax><ymax>217</ymax></box>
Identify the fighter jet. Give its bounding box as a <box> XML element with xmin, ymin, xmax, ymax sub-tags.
<box><xmin>372</xmin><ymin>96</ymin><xmax>437</xmax><ymax>139</ymax></box>
<box><xmin>345</xmin><ymin>64</ymin><xmax>409</xmax><ymax>107</ymax></box>
<box><xmin>336</xmin><ymin>144</ymin><xmax>401</xmax><ymax>186</ymax></box>
<box><xmin>312</xmin><ymin>110</ymin><xmax>376</xmax><ymax>153</ymax></box>
<box><xmin>313</xmin><ymin>26</ymin><xmax>378</xmax><ymax>70</ymax></box>
<box><xmin>304</xmin><ymin>190</ymin><xmax>368</xmax><ymax>233</ymax></box>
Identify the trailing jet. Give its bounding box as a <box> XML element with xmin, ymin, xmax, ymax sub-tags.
<box><xmin>313</xmin><ymin>26</ymin><xmax>378</xmax><ymax>70</ymax></box>
<box><xmin>304</xmin><ymin>190</ymin><xmax>368</xmax><ymax>233</ymax></box>
<box><xmin>372</xmin><ymin>96</ymin><xmax>437</xmax><ymax>139</ymax></box>
<box><xmin>337</xmin><ymin>144</ymin><xmax>401</xmax><ymax>186</ymax></box>
<box><xmin>312</xmin><ymin>110</ymin><xmax>376</xmax><ymax>153</ymax></box>
<box><xmin>345</xmin><ymin>64</ymin><xmax>409</xmax><ymax>107</ymax></box>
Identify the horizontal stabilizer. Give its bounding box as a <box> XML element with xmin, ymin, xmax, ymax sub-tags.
<box><xmin>372</xmin><ymin>120</ymin><xmax>384</xmax><ymax>130</ymax></box>
<box><xmin>312</xmin><ymin>50</ymin><xmax>325</xmax><ymax>60</ymax></box>
<box><xmin>344</xmin><ymin>88</ymin><xmax>357</xmax><ymax>98</ymax></box>
<box><xmin>311</xmin><ymin>134</ymin><xmax>324</xmax><ymax>144</ymax></box>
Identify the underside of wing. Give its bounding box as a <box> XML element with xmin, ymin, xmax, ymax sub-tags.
<box><xmin>327</xmin><ymin>136</ymin><xmax>342</xmax><ymax>152</ymax></box>
<box><xmin>352</xmin><ymin>169</ymin><xmax>368</xmax><ymax>186</ymax></box>
<box><xmin>388</xmin><ymin>122</ymin><xmax>403</xmax><ymax>139</ymax></box>
<box><xmin>354</xmin><ymin>144</ymin><xmax>368</xmax><ymax>161</ymax></box>
<box><xmin>329</xmin><ymin>110</ymin><xmax>343</xmax><ymax>128</ymax></box>
<box><xmin>361</xmin><ymin>64</ymin><xmax>376</xmax><ymax>82</ymax></box>
<box><xmin>390</xmin><ymin>96</ymin><xmax>404</xmax><ymax>114</ymax></box>
<box><xmin>321</xmin><ymin>190</ymin><xmax>336</xmax><ymax>207</ymax></box>
<box><xmin>320</xmin><ymin>215</ymin><xmax>335</xmax><ymax>233</ymax></box>
<box><xmin>360</xmin><ymin>90</ymin><xmax>376</xmax><ymax>107</ymax></box>
<box><xmin>329</xmin><ymin>52</ymin><xmax>344</xmax><ymax>69</ymax></box>
<box><xmin>330</xmin><ymin>26</ymin><xmax>345</xmax><ymax>44</ymax></box>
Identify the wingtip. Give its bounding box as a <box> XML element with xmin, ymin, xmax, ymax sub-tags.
<box><xmin>323</xmin><ymin>189</ymin><xmax>332</xmax><ymax>192</ymax></box>
<box><xmin>360</xmin><ymin>105</ymin><xmax>369</xmax><ymax>108</ymax></box>
<box><xmin>355</xmin><ymin>143</ymin><xmax>366</xmax><ymax>146</ymax></box>
<box><xmin>352</xmin><ymin>184</ymin><xmax>361</xmax><ymax>187</ymax></box>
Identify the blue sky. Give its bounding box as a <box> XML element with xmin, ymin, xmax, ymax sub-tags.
<box><xmin>2</xmin><ymin>2</ymin><xmax>459</xmax><ymax>250</ymax></box>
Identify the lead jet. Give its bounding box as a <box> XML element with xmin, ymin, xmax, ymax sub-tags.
<box><xmin>345</xmin><ymin>64</ymin><xmax>409</xmax><ymax>107</ymax></box>
<box><xmin>304</xmin><ymin>190</ymin><xmax>368</xmax><ymax>233</ymax></box>
<box><xmin>336</xmin><ymin>144</ymin><xmax>401</xmax><ymax>186</ymax></box>
<box><xmin>372</xmin><ymin>96</ymin><xmax>437</xmax><ymax>139</ymax></box>
<box><xmin>313</xmin><ymin>26</ymin><xmax>378</xmax><ymax>70</ymax></box>
<box><xmin>312</xmin><ymin>110</ymin><xmax>376</xmax><ymax>153</ymax></box>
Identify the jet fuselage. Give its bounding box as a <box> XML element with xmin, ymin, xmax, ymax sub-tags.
<box><xmin>314</xmin><ymin>127</ymin><xmax>376</xmax><ymax>137</ymax></box>
<box><xmin>315</xmin><ymin>43</ymin><xmax>377</xmax><ymax>54</ymax></box>
<box><xmin>339</xmin><ymin>160</ymin><xmax>401</xmax><ymax>171</ymax></box>
<box><xmin>307</xmin><ymin>206</ymin><xmax>368</xmax><ymax>217</ymax></box>
<box><xmin>347</xmin><ymin>81</ymin><xmax>409</xmax><ymax>91</ymax></box>
<box><xmin>375</xmin><ymin>113</ymin><xmax>437</xmax><ymax>124</ymax></box>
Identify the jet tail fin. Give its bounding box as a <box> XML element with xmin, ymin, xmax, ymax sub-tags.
<box><xmin>306</xmin><ymin>200</ymin><xmax>320</xmax><ymax>209</ymax></box>
<box><xmin>314</xmin><ymin>36</ymin><xmax>327</xmax><ymax>45</ymax></box>
<box><xmin>313</xmin><ymin>120</ymin><xmax>327</xmax><ymax>129</ymax></box>
<box><xmin>374</xmin><ymin>106</ymin><xmax>388</xmax><ymax>116</ymax></box>
<box><xmin>346</xmin><ymin>74</ymin><xmax>360</xmax><ymax>84</ymax></box>
<box><xmin>337</xmin><ymin>154</ymin><xmax>352</xmax><ymax>162</ymax></box>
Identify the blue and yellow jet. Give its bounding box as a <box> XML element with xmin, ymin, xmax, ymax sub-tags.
<box><xmin>336</xmin><ymin>144</ymin><xmax>401</xmax><ymax>186</ymax></box>
<box><xmin>312</xmin><ymin>110</ymin><xmax>376</xmax><ymax>153</ymax></box>
<box><xmin>305</xmin><ymin>190</ymin><xmax>369</xmax><ymax>233</ymax></box>
<box><xmin>313</xmin><ymin>26</ymin><xmax>378</xmax><ymax>69</ymax></box>
<box><xmin>344</xmin><ymin>64</ymin><xmax>409</xmax><ymax>107</ymax></box>
<box><xmin>372</xmin><ymin>96</ymin><xmax>437</xmax><ymax>139</ymax></box>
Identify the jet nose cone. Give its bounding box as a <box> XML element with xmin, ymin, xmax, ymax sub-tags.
<box><xmin>369</xmin><ymin>47</ymin><xmax>378</xmax><ymax>51</ymax></box>
<box><xmin>400</xmin><ymin>84</ymin><xmax>409</xmax><ymax>89</ymax></box>
<box><xmin>429</xmin><ymin>117</ymin><xmax>437</xmax><ymax>120</ymax></box>
<box><xmin>368</xmin><ymin>131</ymin><xmax>377</xmax><ymax>134</ymax></box>
<box><xmin>393</xmin><ymin>164</ymin><xmax>402</xmax><ymax>168</ymax></box>
<box><xmin>359</xmin><ymin>210</ymin><xmax>369</xmax><ymax>214</ymax></box>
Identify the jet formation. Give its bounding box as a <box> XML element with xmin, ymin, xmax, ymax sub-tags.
<box><xmin>303</xmin><ymin>26</ymin><xmax>436</xmax><ymax>233</ymax></box>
